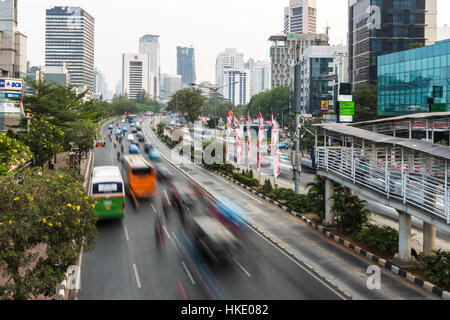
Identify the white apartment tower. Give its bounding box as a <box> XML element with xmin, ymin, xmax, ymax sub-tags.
<box><xmin>284</xmin><ymin>0</ymin><xmax>317</xmax><ymax>35</ymax></box>
<box><xmin>122</xmin><ymin>53</ymin><xmax>152</xmax><ymax>100</ymax></box>
<box><xmin>139</xmin><ymin>35</ymin><xmax>160</xmax><ymax>99</ymax></box>
<box><xmin>45</xmin><ymin>6</ymin><xmax>95</xmax><ymax>90</ymax></box>
<box><xmin>220</xmin><ymin>68</ymin><xmax>250</xmax><ymax>106</ymax></box>
<box><xmin>215</xmin><ymin>48</ymin><xmax>244</xmax><ymax>88</ymax></box>
<box><xmin>0</xmin><ymin>0</ymin><xmax>27</xmax><ymax>78</ymax></box>
<box><xmin>250</xmin><ymin>61</ymin><xmax>271</xmax><ymax>97</ymax></box>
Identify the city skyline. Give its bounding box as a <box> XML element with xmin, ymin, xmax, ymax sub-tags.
<box><xmin>18</xmin><ymin>0</ymin><xmax>450</xmax><ymax>90</ymax></box>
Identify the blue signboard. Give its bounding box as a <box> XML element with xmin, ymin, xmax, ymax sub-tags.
<box><xmin>4</xmin><ymin>93</ymin><xmax>22</xmax><ymax>99</ymax></box>
<box><xmin>0</xmin><ymin>79</ymin><xmax>5</xmax><ymax>89</ymax></box>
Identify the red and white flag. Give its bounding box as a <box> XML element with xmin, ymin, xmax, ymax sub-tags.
<box><xmin>257</xmin><ymin>111</ymin><xmax>264</xmax><ymax>172</ymax></box>
<box><xmin>246</xmin><ymin>112</ymin><xmax>252</xmax><ymax>169</ymax></box>
<box><xmin>271</xmin><ymin>111</ymin><xmax>281</xmax><ymax>178</ymax></box>
<box><xmin>226</xmin><ymin>110</ymin><xmax>232</xmax><ymax>162</ymax></box>
<box><xmin>234</xmin><ymin>112</ymin><xmax>244</xmax><ymax>164</ymax></box>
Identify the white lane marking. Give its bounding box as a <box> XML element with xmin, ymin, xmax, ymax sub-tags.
<box><xmin>233</xmin><ymin>258</ymin><xmax>251</xmax><ymax>278</ymax></box>
<box><xmin>172</xmin><ymin>232</ymin><xmax>183</xmax><ymax>250</ymax></box>
<box><xmin>162</xmin><ymin>225</ymin><xmax>171</xmax><ymax>240</ymax></box>
<box><xmin>133</xmin><ymin>264</ymin><xmax>142</xmax><ymax>289</ymax></box>
<box><xmin>151</xmin><ymin>203</ymin><xmax>157</xmax><ymax>214</ymax></box>
<box><xmin>181</xmin><ymin>261</ymin><xmax>196</xmax><ymax>285</ymax></box>
<box><xmin>124</xmin><ymin>226</ymin><xmax>130</xmax><ymax>242</ymax></box>
<box><xmin>250</xmin><ymin>226</ymin><xmax>347</xmax><ymax>300</ymax></box>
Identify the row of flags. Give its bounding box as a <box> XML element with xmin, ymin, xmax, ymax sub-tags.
<box><xmin>226</xmin><ymin>110</ymin><xmax>281</xmax><ymax>178</ymax></box>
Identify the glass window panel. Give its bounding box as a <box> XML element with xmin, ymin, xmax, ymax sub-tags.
<box><xmin>427</xmin><ymin>57</ymin><xmax>434</xmax><ymax>69</ymax></box>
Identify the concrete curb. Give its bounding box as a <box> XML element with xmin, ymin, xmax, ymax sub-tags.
<box><xmin>208</xmin><ymin>167</ymin><xmax>450</xmax><ymax>300</ymax></box>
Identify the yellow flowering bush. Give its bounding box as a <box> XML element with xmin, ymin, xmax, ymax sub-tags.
<box><xmin>0</xmin><ymin>133</ymin><xmax>32</xmax><ymax>176</ymax></box>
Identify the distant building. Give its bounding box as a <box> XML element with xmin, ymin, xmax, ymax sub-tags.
<box><xmin>197</xmin><ymin>81</ymin><xmax>214</xmax><ymax>97</ymax></box>
<box><xmin>0</xmin><ymin>0</ymin><xmax>27</xmax><ymax>78</ymax></box>
<box><xmin>161</xmin><ymin>74</ymin><xmax>182</xmax><ymax>101</ymax></box>
<box><xmin>122</xmin><ymin>53</ymin><xmax>151</xmax><ymax>100</ymax></box>
<box><xmin>284</xmin><ymin>0</ymin><xmax>317</xmax><ymax>34</ymax></box>
<box><xmin>44</xmin><ymin>63</ymin><xmax>70</xmax><ymax>87</ymax></box>
<box><xmin>177</xmin><ymin>46</ymin><xmax>196</xmax><ymax>87</ymax></box>
<box><xmin>348</xmin><ymin>0</ymin><xmax>437</xmax><ymax>88</ymax></box>
<box><xmin>139</xmin><ymin>35</ymin><xmax>160</xmax><ymax>99</ymax></box>
<box><xmin>115</xmin><ymin>80</ymin><xmax>122</xmax><ymax>97</ymax></box>
<box><xmin>94</xmin><ymin>68</ymin><xmax>109</xmax><ymax>100</ymax></box>
<box><xmin>437</xmin><ymin>25</ymin><xmax>450</xmax><ymax>41</ymax></box>
<box><xmin>45</xmin><ymin>6</ymin><xmax>95</xmax><ymax>90</ymax></box>
<box><xmin>220</xmin><ymin>68</ymin><xmax>250</xmax><ymax>106</ymax></box>
<box><xmin>378</xmin><ymin>39</ymin><xmax>450</xmax><ymax>116</ymax></box>
<box><xmin>269</xmin><ymin>33</ymin><xmax>329</xmax><ymax>88</ymax></box>
<box><xmin>250</xmin><ymin>60</ymin><xmax>271</xmax><ymax>97</ymax></box>
<box><xmin>215</xmin><ymin>49</ymin><xmax>245</xmax><ymax>88</ymax></box>
<box><xmin>300</xmin><ymin>45</ymin><xmax>347</xmax><ymax>116</ymax></box>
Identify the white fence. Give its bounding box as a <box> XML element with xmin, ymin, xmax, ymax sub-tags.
<box><xmin>317</xmin><ymin>146</ymin><xmax>450</xmax><ymax>224</ymax></box>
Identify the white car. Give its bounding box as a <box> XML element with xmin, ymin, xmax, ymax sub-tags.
<box><xmin>127</xmin><ymin>134</ymin><xmax>135</xmax><ymax>142</ymax></box>
<box><xmin>121</xmin><ymin>119</ymin><xmax>126</xmax><ymax>123</ymax></box>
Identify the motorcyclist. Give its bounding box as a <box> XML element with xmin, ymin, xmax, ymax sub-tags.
<box><xmin>114</xmin><ymin>141</ymin><xmax>118</xmax><ymax>148</ymax></box>
<box><xmin>117</xmin><ymin>151</ymin><xmax>121</xmax><ymax>161</ymax></box>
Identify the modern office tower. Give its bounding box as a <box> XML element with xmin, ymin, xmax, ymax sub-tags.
<box><xmin>0</xmin><ymin>0</ymin><xmax>27</xmax><ymax>78</ymax></box>
<box><xmin>284</xmin><ymin>0</ymin><xmax>317</xmax><ymax>35</ymax></box>
<box><xmin>139</xmin><ymin>35</ymin><xmax>160</xmax><ymax>99</ymax></box>
<box><xmin>44</xmin><ymin>63</ymin><xmax>71</xmax><ymax>87</ymax></box>
<box><xmin>94</xmin><ymin>68</ymin><xmax>108</xmax><ymax>99</ymax></box>
<box><xmin>115</xmin><ymin>80</ymin><xmax>122</xmax><ymax>97</ymax></box>
<box><xmin>177</xmin><ymin>46</ymin><xmax>196</xmax><ymax>87</ymax></box>
<box><xmin>377</xmin><ymin>39</ymin><xmax>450</xmax><ymax>116</ymax></box>
<box><xmin>122</xmin><ymin>53</ymin><xmax>151</xmax><ymax>100</ymax></box>
<box><xmin>219</xmin><ymin>68</ymin><xmax>250</xmax><ymax>106</ymax></box>
<box><xmin>45</xmin><ymin>6</ymin><xmax>95</xmax><ymax>90</ymax></box>
<box><xmin>348</xmin><ymin>0</ymin><xmax>437</xmax><ymax>88</ymax></box>
<box><xmin>269</xmin><ymin>33</ymin><xmax>329</xmax><ymax>88</ymax></box>
<box><xmin>300</xmin><ymin>45</ymin><xmax>348</xmax><ymax>116</ymax></box>
<box><xmin>160</xmin><ymin>74</ymin><xmax>182</xmax><ymax>101</ymax></box>
<box><xmin>215</xmin><ymin>48</ymin><xmax>245</xmax><ymax>87</ymax></box>
<box><xmin>250</xmin><ymin>60</ymin><xmax>271</xmax><ymax>97</ymax></box>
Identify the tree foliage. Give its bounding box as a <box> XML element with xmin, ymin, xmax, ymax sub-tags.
<box><xmin>247</xmin><ymin>86</ymin><xmax>290</xmax><ymax>120</ymax></box>
<box><xmin>0</xmin><ymin>133</ymin><xmax>32</xmax><ymax>176</ymax></box>
<box><xmin>0</xmin><ymin>167</ymin><xmax>98</xmax><ymax>300</ymax></box>
<box><xmin>166</xmin><ymin>88</ymin><xmax>206</xmax><ymax>123</ymax></box>
<box><xmin>352</xmin><ymin>84</ymin><xmax>378</xmax><ymax>123</ymax></box>
<box><xmin>202</xmin><ymin>93</ymin><xmax>235</xmax><ymax>120</ymax></box>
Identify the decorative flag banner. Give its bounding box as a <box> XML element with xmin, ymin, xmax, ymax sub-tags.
<box><xmin>226</xmin><ymin>110</ymin><xmax>232</xmax><ymax>162</ymax></box>
<box><xmin>246</xmin><ymin>112</ymin><xmax>252</xmax><ymax>169</ymax></box>
<box><xmin>257</xmin><ymin>111</ymin><xmax>264</xmax><ymax>172</ymax></box>
<box><xmin>271</xmin><ymin>112</ymin><xmax>281</xmax><ymax>178</ymax></box>
<box><xmin>234</xmin><ymin>112</ymin><xmax>244</xmax><ymax>164</ymax></box>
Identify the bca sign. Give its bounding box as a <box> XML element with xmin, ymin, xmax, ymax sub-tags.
<box><xmin>0</xmin><ymin>78</ymin><xmax>23</xmax><ymax>91</ymax></box>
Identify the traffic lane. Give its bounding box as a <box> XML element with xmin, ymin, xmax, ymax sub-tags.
<box><xmin>144</xmin><ymin>125</ymin><xmax>347</xmax><ymax>300</ymax></box>
<box><xmin>79</xmin><ymin>121</ymin><xmax>207</xmax><ymax>300</ymax></box>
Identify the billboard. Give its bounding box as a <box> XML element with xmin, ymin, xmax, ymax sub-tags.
<box><xmin>0</xmin><ymin>78</ymin><xmax>23</xmax><ymax>91</ymax></box>
<box><xmin>339</xmin><ymin>101</ymin><xmax>355</xmax><ymax>115</ymax></box>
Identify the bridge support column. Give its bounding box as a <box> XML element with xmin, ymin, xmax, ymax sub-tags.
<box><xmin>323</xmin><ymin>179</ymin><xmax>335</xmax><ymax>226</ymax></box>
<box><xmin>423</xmin><ymin>222</ymin><xmax>436</xmax><ymax>257</ymax></box>
<box><xmin>397</xmin><ymin>211</ymin><xmax>412</xmax><ymax>262</ymax></box>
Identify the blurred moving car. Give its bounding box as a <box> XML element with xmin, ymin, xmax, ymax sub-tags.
<box><xmin>108</xmin><ymin>124</ymin><xmax>113</xmax><ymax>130</ymax></box>
<box><xmin>128</xmin><ymin>144</ymin><xmax>139</xmax><ymax>154</ymax></box>
<box><xmin>144</xmin><ymin>143</ymin><xmax>152</xmax><ymax>153</ymax></box>
<box><xmin>168</xmin><ymin>182</ymin><xmax>197</xmax><ymax>223</ymax></box>
<box><xmin>156</xmin><ymin>166</ymin><xmax>173</xmax><ymax>182</ymax></box>
<box><xmin>127</xmin><ymin>134</ymin><xmax>135</xmax><ymax>142</ymax></box>
<box><xmin>96</xmin><ymin>140</ymin><xmax>106</xmax><ymax>148</ymax></box>
<box><xmin>136</xmin><ymin>131</ymin><xmax>144</xmax><ymax>142</ymax></box>
<box><xmin>122</xmin><ymin>127</ymin><xmax>128</xmax><ymax>133</ymax></box>
<box><xmin>148</xmin><ymin>148</ymin><xmax>161</xmax><ymax>161</ymax></box>
<box><xmin>278</xmin><ymin>142</ymin><xmax>291</xmax><ymax>149</ymax></box>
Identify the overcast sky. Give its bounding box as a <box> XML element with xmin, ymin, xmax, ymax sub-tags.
<box><xmin>19</xmin><ymin>0</ymin><xmax>449</xmax><ymax>92</ymax></box>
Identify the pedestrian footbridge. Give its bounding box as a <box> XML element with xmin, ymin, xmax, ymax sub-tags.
<box><xmin>314</xmin><ymin>122</ymin><xmax>450</xmax><ymax>263</ymax></box>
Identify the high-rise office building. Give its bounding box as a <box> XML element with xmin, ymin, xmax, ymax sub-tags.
<box><xmin>139</xmin><ymin>35</ymin><xmax>160</xmax><ymax>99</ymax></box>
<box><xmin>160</xmin><ymin>74</ymin><xmax>182</xmax><ymax>101</ymax></box>
<box><xmin>220</xmin><ymin>68</ymin><xmax>250</xmax><ymax>106</ymax></box>
<box><xmin>269</xmin><ymin>33</ymin><xmax>329</xmax><ymax>88</ymax></box>
<box><xmin>250</xmin><ymin>60</ymin><xmax>271</xmax><ymax>97</ymax></box>
<box><xmin>0</xmin><ymin>0</ymin><xmax>27</xmax><ymax>78</ymax></box>
<box><xmin>177</xmin><ymin>46</ymin><xmax>196</xmax><ymax>87</ymax></box>
<box><xmin>348</xmin><ymin>0</ymin><xmax>437</xmax><ymax>88</ymax></box>
<box><xmin>284</xmin><ymin>0</ymin><xmax>317</xmax><ymax>35</ymax></box>
<box><xmin>122</xmin><ymin>53</ymin><xmax>152</xmax><ymax>100</ymax></box>
<box><xmin>215</xmin><ymin>49</ymin><xmax>245</xmax><ymax>88</ymax></box>
<box><xmin>45</xmin><ymin>6</ymin><xmax>95</xmax><ymax>90</ymax></box>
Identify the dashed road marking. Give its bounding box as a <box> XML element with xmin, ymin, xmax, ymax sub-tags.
<box><xmin>181</xmin><ymin>261</ymin><xmax>196</xmax><ymax>285</ymax></box>
<box><xmin>233</xmin><ymin>258</ymin><xmax>251</xmax><ymax>278</ymax></box>
<box><xmin>133</xmin><ymin>264</ymin><xmax>141</xmax><ymax>289</ymax></box>
<box><xmin>124</xmin><ymin>226</ymin><xmax>130</xmax><ymax>241</ymax></box>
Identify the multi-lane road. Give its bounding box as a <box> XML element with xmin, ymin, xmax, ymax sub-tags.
<box><xmin>76</xmin><ymin>117</ymin><xmax>439</xmax><ymax>300</ymax></box>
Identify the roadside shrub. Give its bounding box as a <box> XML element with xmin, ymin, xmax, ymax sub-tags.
<box><xmin>422</xmin><ymin>250</ymin><xmax>450</xmax><ymax>287</ymax></box>
<box><xmin>232</xmin><ymin>172</ymin><xmax>259</xmax><ymax>187</ymax></box>
<box><xmin>261</xmin><ymin>179</ymin><xmax>273</xmax><ymax>194</ymax></box>
<box><xmin>332</xmin><ymin>193</ymin><xmax>371</xmax><ymax>235</ymax></box>
<box><xmin>355</xmin><ymin>224</ymin><xmax>399</xmax><ymax>256</ymax></box>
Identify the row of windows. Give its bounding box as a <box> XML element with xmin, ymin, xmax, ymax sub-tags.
<box><xmin>379</xmin><ymin>56</ymin><xmax>449</xmax><ymax>74</ymax></box>
<box><xmin>379</xmin><ymin>69</ymin><xmax>450</xmax><ymax>86</ymax></box>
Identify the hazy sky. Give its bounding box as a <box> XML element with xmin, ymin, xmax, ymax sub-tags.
<box><xmin>19</xmin><ymin>0</ymin><xmax>449</xmax><ymax>92</ymax></box>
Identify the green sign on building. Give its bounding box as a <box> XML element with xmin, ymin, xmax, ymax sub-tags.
<box><xmin>431</xmin><ymin>103</ymin><xmax>446</xmax><ymax>112</ymax></box>
<box><xmin>339</xmin><ymin>101</ymin><xmax>355</xmax><ymax>115</ymax></box>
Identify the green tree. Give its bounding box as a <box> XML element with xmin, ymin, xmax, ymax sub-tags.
<box><xmin>0</xmin><ymin>167</ymin><xmax>98</xmax><ymax>300</ymax></box>
<box><xmin>247</xmin><ymin>86</ymin><xmax>289</xmax><ymax>120</ymax></box>
<box><xmin>0</xmin><ymin>133</ymin><xmax>33</xmax><ymax>176</ymax></box>
<box><xmin>332</xmin><ymin>193</ymin><xmax>371</xmax><ymax>235</ymax></box>
<box><xmin>22</xmin><ymin>118</ymin><xmax>65</xmax><ymax>167</ymax></box>
<box><xmin>64</xmin><ymin>119</ymin><xmax>96</xmax><ymax>156</ymax></box>
<box><xmin>352</xmin><ymin>84</ymin><xmax>378</xmax><ymax>123</ymax></box>
<box><xmin>167</xmin><ymin>88</ymin><xmax>206</xmax><ymax>123</ymax></box>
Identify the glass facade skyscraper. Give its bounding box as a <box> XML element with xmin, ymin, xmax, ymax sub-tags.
<box><xmin>177</xmin><ymin>46</ymin><xmax>196</xmax><ymax>87</ymax></box>
<box><xmin>349</xmin><ymin>0</ymin><xmax>437</xmax><ymax>88</ymax></box>
<box><xmin>378</xmin><ymin>39</ymin><xmax>450</xmax><ymax>116</ymax></box>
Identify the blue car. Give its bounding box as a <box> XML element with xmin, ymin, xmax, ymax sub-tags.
<box><xmin>129</xmin><ymin>144</ymin><xmax>139</xmax><ymax>154</ymax></box>
<box><xmin>131</xmin><ymin>123</ymin><xmax>136</xmax><ymax>128</ymax></box>
<box><xmin>115</xmin><ymin>129</ymin><xmax>121</xmax><ymax>136</ymax></box>
<box><xmin>278</xmin><ymin>142</ymin><xmax>290</xmax><ymax>149</ymax></box>
<box><xmin>122</xmin><ymin>127</ymin><xmax>128</xmax><ymax>133</ymax></box>
<box><xmin>148</xmin><ymin>148</ymin><xmax>161</xmax><ymax>161</ymax></box>
<box><xmin>214</xmin><ymin>196</ymin><xmax>250</xmax><ymax>231</ymax></box>
<box><xmin>108</xmin><ymin>124</ymin><xmax>113</xmax><ymax>130</ymax></box>
<box><xmin>136</xmin><ymin>131</ymin><xmax>143</xmax><ymax>138</ymax></box>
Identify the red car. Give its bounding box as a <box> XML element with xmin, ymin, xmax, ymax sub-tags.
<box><xmin>96</xmin><ymin>140</ymin><xmax>106</xmax><ymax>148</ymax></box>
